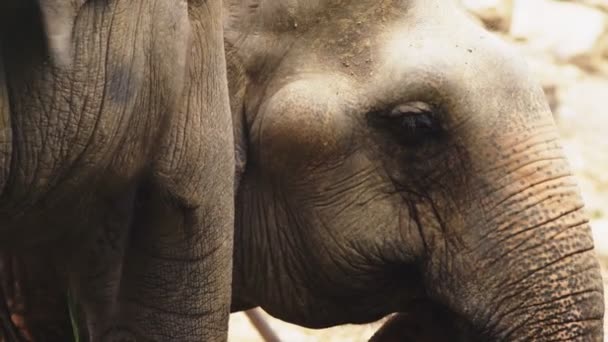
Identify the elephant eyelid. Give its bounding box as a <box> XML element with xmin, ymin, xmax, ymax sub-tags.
<box><xmin>386</xmin><ymin>102</ymin><xmax>434</xmax><ymax>117</ymax></box>
<box><xmin>366</xmin><ymin>101</ymin><xmax>444</xmax><ymax>146</ymax></box>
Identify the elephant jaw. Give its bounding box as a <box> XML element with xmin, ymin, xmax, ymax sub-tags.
<box><xmin>369</xmin><ymin>301</ymin><xmax>478</xmax><ymax>342</ymax></box>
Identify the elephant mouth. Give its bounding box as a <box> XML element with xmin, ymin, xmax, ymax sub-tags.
<box><xmin>369</xmin><ymin>300</ymin><xmax>482</xmax><ymax>342</ymax></box>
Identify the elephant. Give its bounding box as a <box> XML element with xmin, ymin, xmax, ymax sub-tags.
<box><xmin>224</xmin><ymin>0</ymin><xmax>605</xmax><ymax>340</ymax></box>
<box><xmin>0</xmin><ymin>0</ymin><xmax>235</xmax><ymax>341</ymax></box>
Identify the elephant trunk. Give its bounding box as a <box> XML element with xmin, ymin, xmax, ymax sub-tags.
<box><xmin>410</xmin><ymin>23</ymin><xmax>606</xmax><ymax>339</ymax></box>
<box><xmin>418</xmin><ymin>118</ymin><xmax>603</xmax><ymax>340</ymax></box>
<box><xmin>378</xmin><ymin>28</ymin><xmax>604</xmax><ymax>337</ymax></box>
<box><xmin>466</xmin><ymin>136</ymin><xmax>604</xmax><ymax>340</ymax></box>
<box><xmin>374</xmin><ymin>128</ymin><xmax>604</xmax><ymax>341</ymax></box>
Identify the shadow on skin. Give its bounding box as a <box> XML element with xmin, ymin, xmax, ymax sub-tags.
<box><xmin>369</xmin><ymin>301</ymin><xmax>479</xmax><ymax>342</ymax></box>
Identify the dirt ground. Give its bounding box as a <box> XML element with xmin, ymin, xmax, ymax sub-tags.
<box><xmin>227</xmin><ymin>1</ymin><xmax>608</xmax><ymax>340</ymax></box>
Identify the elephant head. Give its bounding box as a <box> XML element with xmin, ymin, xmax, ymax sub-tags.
<box><xmin>225</xmin><ymin>0</ymin><xmax>604</xmax><ymax>340</ymax></box>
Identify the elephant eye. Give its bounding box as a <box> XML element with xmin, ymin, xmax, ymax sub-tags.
<box><xmin>367</xmin><ymin>101</ymin><xmax>443</xmax><ymax>146</ymax></box>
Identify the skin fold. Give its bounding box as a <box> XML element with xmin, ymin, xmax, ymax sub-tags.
<box><xmin>225</xmin><ymin>0</ymin><xmax>605</xmax><ymax>340</ymax></box>
<box><xmin>368</xmin><ymin>303</ymin><xmax>477</xmax><ymax>342</ymax></box>
<box><xmin>0</xmin><ymin>0</ymin><xmax>234</xmax><ymax>341</ymax></box>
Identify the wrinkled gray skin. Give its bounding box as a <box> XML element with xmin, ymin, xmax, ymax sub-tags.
<box><xmin>0</xmin><ymin>0</ymin><xmax>234</xmax><ymax>341</ymax></box>
<box><xmin>225</xmin><ymin>0</ymin><xmax>605</xmax><ymax>340</ymax></box>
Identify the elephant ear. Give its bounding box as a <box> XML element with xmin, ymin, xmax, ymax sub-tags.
<box><xmin>37</xmin><ymin>0</ymin><xmax>85</xmax><ymax>68</ymax></box>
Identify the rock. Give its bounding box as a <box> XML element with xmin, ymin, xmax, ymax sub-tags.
<box><xmin>596</xmin><ymin>31</ymin><xmax>608</xmax><ymax>72</ymax></box>
<box><xmin>579</xmin><ymin>0</ymin><xmax>608</xmax><ymax>13</ymax></box>
<box><xmin>505</xmin><ymin>44</ymin><xmax>585</xmax><ymax>117</ymax></box>
<box><xmin>592</xmin><ymin>219</ymin><xmax>608</xmax><ymax>260</ymax></box>
<box><xmin>555</xmin><ymin>74</ymin><xmax>608</xmax><ymax>242</ymax></box>
<box><xmin>459</xmin><ymin>0</ymin><xmax>513</xmax><ymax>32</ymax></box>
<box><xmin>510</xmin><ymin>0</ymin><xmax>608</xmax><ymax>68</ymax></box>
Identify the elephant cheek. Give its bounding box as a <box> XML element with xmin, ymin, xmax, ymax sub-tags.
<box><xmin>255</xmin><ymin>77</ymin><xmax>353</xmax><ymax>175</ymax></box>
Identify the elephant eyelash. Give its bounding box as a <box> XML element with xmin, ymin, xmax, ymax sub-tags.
<box><xmin>366</xmin><ymin>101</ymin><xmax>444</xmax><ymax>146</ymax></box>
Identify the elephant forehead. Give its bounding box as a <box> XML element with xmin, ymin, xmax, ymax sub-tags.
<box><xmin>229</xmin><ymin>0</ymin><xmax>467</xmax><ymax>84</ymax></box>
<box><xmin>225</xmin><ymin>0</ymin><xmax>472</xmax><ymax>35</ymax></box>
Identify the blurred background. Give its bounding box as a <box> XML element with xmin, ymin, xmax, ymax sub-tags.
<box><xmin>228</xmin><ymin>0</ymin><xmax>608</xmax><ymax>340</ymax></box>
